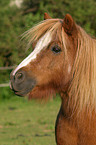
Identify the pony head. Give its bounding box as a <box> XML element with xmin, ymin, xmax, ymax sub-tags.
<box><xmin>10</xmin><ymin>13</ymin><xmax>78</xmax><ymax>100</ymax></box>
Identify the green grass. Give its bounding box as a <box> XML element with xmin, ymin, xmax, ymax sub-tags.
<box><xmin>0</xmin><ymin>97</ymin><xmax>61</xmax><ymax>145</ymax></box>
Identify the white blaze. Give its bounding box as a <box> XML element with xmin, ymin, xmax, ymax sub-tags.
<box><xmin>13</xmin><ymin>32</ymin><xmax>52</xmax><ymax>76</ymax></box>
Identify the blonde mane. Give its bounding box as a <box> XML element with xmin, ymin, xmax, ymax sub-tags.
<box><xmin>23</xmin><ymin>19</ymin><xmax>96</xmax><ymax>113</ymax></box>
<box><xmin>69</xmin><ymin>26</ymin><xmax>96</xmax><ymax>113</ymax></box>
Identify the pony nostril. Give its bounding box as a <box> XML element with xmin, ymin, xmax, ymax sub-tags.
<box><xmin>15</xmin><ymin>72</ymin><xmax>25</xmax><ymax>83</ymax></box>
<box><xmin>16</xmin><ymin>73</ymin><xmax>23</xmax><ymax>80</ymax></box>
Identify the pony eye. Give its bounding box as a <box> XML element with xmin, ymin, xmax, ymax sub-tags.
<box><xmin>51</xmin><ymin>45</ymin><xmax>61</xmax><ymax>53</ymax></box>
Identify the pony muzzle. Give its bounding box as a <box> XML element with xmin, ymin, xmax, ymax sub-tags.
<box><xmin>10</xmin><ymin>70</ymin><xmax>36</xmax><ymax>96</ymax></box>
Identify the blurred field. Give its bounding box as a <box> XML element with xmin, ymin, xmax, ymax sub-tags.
<box><xmin>0</xmin><ymin>97</ymin><xmax>60</xmax><ymax>145</ymax></box>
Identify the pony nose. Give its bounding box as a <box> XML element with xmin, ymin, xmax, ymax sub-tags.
<box><xmin>10</xmin><ymin>70</ymin><xmax>26</xmax><ymax>92</ymax></box>
<box><xmin>10</xmin><ymin>70</ymin><xmax>25</xmax><ymax>84</ymax></box>
<box><xmin>10</xmin><ymin>69</ymin><xmax>37</xmax><ymax>96</ymax></box>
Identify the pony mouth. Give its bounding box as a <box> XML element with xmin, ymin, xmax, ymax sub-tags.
<box><xmin>11</xmin><ymin>87</ymin><xmax>34</xmax><ymax>97</ymax></box>
<box><xmin>14</xmin><ymin>91</ymin><xmax>28</xmax><ymax>97</ymax></box>
<box><xmin>10</xmin><ymin>81</ymin><xmax>36</xmax><ymax>97</ymax></box>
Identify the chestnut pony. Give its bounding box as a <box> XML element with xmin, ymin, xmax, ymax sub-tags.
<box><xmin>10</xmin><ymin>13</ymin><xmax>96</xmax><ymax>145</ymax></box>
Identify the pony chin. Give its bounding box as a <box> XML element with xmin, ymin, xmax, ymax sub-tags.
<box><xmin>28</xmin><ymin>86</ymin><xmax>56</xmax><ymax>101</ymax></box>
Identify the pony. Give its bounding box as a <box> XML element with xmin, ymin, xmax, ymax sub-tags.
<box><xmin>10</xmin><ymin>13</ymin><xmax>96</xmax><ymax>145</ymax></box>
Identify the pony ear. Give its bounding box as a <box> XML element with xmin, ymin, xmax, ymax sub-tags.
<box><xmin>62</xmin><ymin>14</ymin><xmax>77</xmax><ymax>35</ymax></box>
<box><xmin>44</xmin><ymin>13</ymin><xmax>52</xmax><ymax>20</ymax></box>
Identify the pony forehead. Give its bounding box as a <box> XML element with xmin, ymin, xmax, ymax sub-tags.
<box><xmin>12</xmin><ymin>31</ymin><xmax>52</xmax><ymax>76</ymax></box>
<box><xmin>23</xmin><ymin>19</ymin><xmax>63</xmax><ymax>48</ymax></box>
